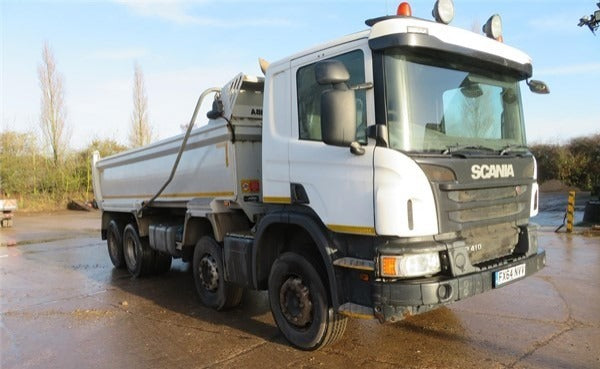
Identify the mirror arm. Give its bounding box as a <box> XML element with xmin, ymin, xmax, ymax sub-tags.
<box><xmin>367</xmin><ymin>124</ymin><xmax>389</xmax><ymax>147</ymax></box>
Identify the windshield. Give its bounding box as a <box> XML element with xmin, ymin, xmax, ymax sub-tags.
<box><xmin>384</xmin><ymin>50</ymin><xmax>527</xmax><ymax>153</ymax></box>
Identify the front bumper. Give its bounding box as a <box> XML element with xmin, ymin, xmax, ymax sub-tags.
<box><xmin>372</xmin><ymin>249</ymin><xmax>546</xmax><ymax>322</ymax></box>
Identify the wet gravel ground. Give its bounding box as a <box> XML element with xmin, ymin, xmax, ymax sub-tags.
<box><xmin>1</xmin><ymin>211</ymin><xmax>599</xmax><ymax>369</ymax></box>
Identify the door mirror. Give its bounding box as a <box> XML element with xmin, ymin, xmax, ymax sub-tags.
<box><xmin>315</xmin><ymin>60</ymin><xmax>357</xmax><ymax>147</ymax></box>
<box><xmin>527</xmin><ymin>79</ymin><xmax>550</xmax><ymax>94</ymax></box>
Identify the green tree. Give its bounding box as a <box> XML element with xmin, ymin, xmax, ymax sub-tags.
<box><xmin>0</xmin><ymin>130</ymin><xmax>40</xmax><ymax>196</ymax></box>
<box><xmin>530</xmin><ymin>144</ymin><xmax>563</xmax><ymax>182</ymax></box>
<box><xmin>567</xmin><ymin>134</ymin><xmax>600</xmax><ymax>191</ymax></box>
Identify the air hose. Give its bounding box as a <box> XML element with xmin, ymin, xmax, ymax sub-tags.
<box><xmin>137</xmin><ymin>87</ymin><xmax>222</xmax><ymax>216</ymax></box>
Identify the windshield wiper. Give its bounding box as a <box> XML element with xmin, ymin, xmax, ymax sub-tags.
<box><xmin>442</xmin><ymin>145</ymin><xmax>497</xmax><ymax>155</ymax></box>
<box><xmin>499</xmin><ymin>144</ymin><xmax>529</xmax><ymax>156</ymax></box>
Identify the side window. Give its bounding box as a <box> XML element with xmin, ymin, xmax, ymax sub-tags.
<box><xmin>296</xmin><ymin>50</ymin><xmax>366</xmax><ymax>143</ymax></box>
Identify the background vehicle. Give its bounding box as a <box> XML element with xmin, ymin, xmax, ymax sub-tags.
<box><xmin>0</xmin><ymin>199</ymin><xmax>17</xmax><ymax>228</ymax></box>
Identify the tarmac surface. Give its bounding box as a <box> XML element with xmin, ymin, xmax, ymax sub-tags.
<box><xmin>1</xmin><ymin>211</ymin><xmax>599</xmax><ymax>369</ymax></box>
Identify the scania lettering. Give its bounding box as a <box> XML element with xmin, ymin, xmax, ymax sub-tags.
<box><xmin>471</xmin><ymin>164</ymin><xmax>515</xmax><ymax>179</ymax></box>
<box><xmin>92</xmin><ymin>1</ymin><xmax>548</xmax><ymax>350</ymax></box>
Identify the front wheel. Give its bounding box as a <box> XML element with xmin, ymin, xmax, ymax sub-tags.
<box><xmin>268</xmin><ymin>252</ymin><xmax>347</xmax><ymax>350</ymax></box>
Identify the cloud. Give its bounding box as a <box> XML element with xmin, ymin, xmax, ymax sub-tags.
<box><xmin>536</xmin><ymin>62</ymin><xmax>600</xmax><ymax>76</ymax></box>
<box><xmin>115</xmin><ymin>0</ymin><xmax>294</xmax><ymax>27</ymax></box>
<box><xmin>89</xmin><ymin>48</ymin><xmax>148</xmax><ymax>60</ymax></box>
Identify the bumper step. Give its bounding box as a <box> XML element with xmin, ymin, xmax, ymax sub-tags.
<box><xmin>338</xmin><ymin>303</ymin><xmax>375</xmax><ymax>319</ymax></box>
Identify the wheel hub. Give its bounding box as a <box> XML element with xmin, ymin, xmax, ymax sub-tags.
<box><xmin>279</xmin><ymin>276</ymin><xmax>313</xmax><ymax>328</ymax></box>
<box><xmin>199</xmin><ymin>255</ymin><xmax>219</xmax><ymax>291</ymax></box>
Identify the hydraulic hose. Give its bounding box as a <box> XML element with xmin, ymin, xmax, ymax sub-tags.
<box><xmin>137</xmin><ymin>87</ymin><xmax>222</xmax><ymax>216</ymax></box>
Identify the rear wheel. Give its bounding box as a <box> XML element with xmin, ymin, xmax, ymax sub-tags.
<box><xmin>122</xmin><ymin>224</ymin><xmax>154</xmax><ymax>277</ymax></box>
<box><xmin>106</xmin><ymin>220</ymin><xmax>125</xmax><ymax>268</ymax></box>
<box><xmin>192</xmin><ymin>236</ymin><xmax>242</xmax><ymax>310</ymax></box>
<box><xmin>268</xmin><ymin>252</ymin><xmax>347</xmax><ymax>350</ymax></box>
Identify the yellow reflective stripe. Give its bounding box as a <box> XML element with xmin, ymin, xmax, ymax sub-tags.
<box><xmin>103</xmin><ymin>191</ymin><xmax>234</xmax><ymax>199</ymax></box>
<box><xmin>263</xmin><ymin>196</ymin><xmax>292</xmax><ymax>204</ymax></box>
<box><xmin>327</xmin><ymin>224</ymin><xmax>376</xmax><ymax>236</ymax></box>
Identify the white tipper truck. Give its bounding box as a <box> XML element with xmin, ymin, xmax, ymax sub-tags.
<box><xmin>92</xmin><ymin>1</ymin><xmax>549</xmax><ymax>350</ymax></box>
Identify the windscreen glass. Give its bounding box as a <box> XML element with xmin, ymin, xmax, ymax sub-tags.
<box><xmin>384</xmin><ymin>51</ymin><xmax>526</xmax><ymax>153</ymax></box>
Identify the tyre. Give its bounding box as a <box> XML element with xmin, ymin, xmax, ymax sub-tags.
<box><xmin>106</xmin><ymin>220</ymin><xmax>126</xmax><ymax>268</ymax></box>
<box><xmin>268</xmin><ymin>252</ymin><xmax>347</xmax><ymax>350</ymax></box>
<box><xmin>153</xmin><ymin>251</ymin><xmax>172</xmax><ymax>275</ymax></box>
<box><xmin>122</xmin><ymin>223</ymin><xmax>154</xmax><ymax>277</ymax></box>
<box><xmin>193</xmin><ymin>236</ymin><xmax>243</xmax><ymax>310</ymax></box>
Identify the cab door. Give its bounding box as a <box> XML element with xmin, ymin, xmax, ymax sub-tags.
<box><xmin>289</xmin><ymin>43</ymin><xmax>376</xmax><ymax>236</ymax></box>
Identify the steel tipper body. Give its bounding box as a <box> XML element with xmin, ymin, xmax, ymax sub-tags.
<box><xmin>93</xmin><ymin>74</ymin><xmax>265</xmax><ymax>220</ymax></box>
<box><xmin>93</xmin><ymin>2</ymin><xmax>548</xmax><ymax>351</ymax></box>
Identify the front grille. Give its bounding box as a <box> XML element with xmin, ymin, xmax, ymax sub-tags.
<box><xmin>440</xmin><ymin>184</ymin><xmax>530</xmax><ymax>230</ymax></box>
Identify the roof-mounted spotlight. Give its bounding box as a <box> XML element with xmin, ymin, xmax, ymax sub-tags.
<box><xmin>483</xmin><ymin>14</ymin><xmax>503</xmax><ymax>41</ymax></box>
<box><xmin>432</xmin><ymin>0</ymin><xmax>454</xmax><ymax>25</ymax></box>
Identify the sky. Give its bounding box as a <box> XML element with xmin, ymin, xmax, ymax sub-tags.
<box><xmin>1</xmin><ymin>0</ymin><xmax>599</xmax><ymax>151</ymax></box>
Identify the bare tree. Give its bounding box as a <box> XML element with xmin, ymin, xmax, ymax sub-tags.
<box><xmin>38</xmin><ymin>42</ymin><xmax>69</xmax><ymax>164</ymax></box>
<box><xmin>129</xmin><ymin>62</ymin><xmax>153</xmax><ymax>147</ymax></box>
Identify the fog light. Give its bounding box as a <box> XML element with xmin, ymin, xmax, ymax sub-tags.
<box><xmin>380</xmin><ymin>252</ymin><xmax>441</xmax><ymax>278</ymax></box>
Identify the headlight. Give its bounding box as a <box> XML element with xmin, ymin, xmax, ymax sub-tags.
<box><xmin>380</xmin><ymin>252</ymin><xmax>441</xmax><ymax>278</ymax></box>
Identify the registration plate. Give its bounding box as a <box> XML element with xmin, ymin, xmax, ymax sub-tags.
<box><xmin>494</xmin><ymin>263</ymin><xmax>526</xmax><ymax>287</ymax></box>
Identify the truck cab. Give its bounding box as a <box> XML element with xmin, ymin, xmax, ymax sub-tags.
<box><xmin>258</xmin><ymin>3</ymin><xmax>545</xmax><ymax>339</ymax></box>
